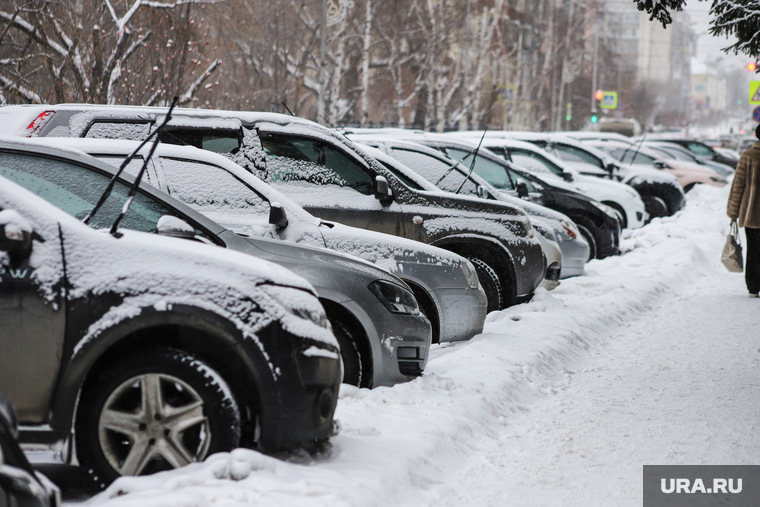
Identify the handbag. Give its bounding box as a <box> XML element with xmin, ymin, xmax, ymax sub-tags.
<box><xmin>721</xmin><ymin>220</ymin><xmax>744</xmax><ymax>273</ymax></box>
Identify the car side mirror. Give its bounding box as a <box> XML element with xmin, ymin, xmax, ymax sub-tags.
<box><xmin>156</xmin><ymin>215</ymin><xmax>196</xmax><ymax>239</ymax></box>
<box><xmin>0</xmin><ymin>391</ymin><xmax>18</xmax><ymax>439</ymax></box>
<box><xmin>268</xmin><ymin>202</ymin><xmax>289</xmax><ymax>229</ymax></box>
<box><xmin>0</xmin><ymin>210</ymin><xmax>33</xmax><ymax>259</ymax></box>
<box><xmin>561</xmin><ymin>172</ymin><xmax>574</xmax><ymax>182</ymax></box>
<box><xmin>375</xmin><ymin>176</ymin><xmax>394</xmax><ymax>206</ymax></box>
<box><xmin>605</xmin><ymin>162</ymin><xmax>618</xmax><ymax>175</ymax></box>
<box><xmin>476</xmin><ymin>185</ymin><xmax>488</xmax><ymax>199</ymax></box>
<box><xmin>516</xmin><ymin>182</ymin><xmax>529</xmax><ymax>199</ymax></box>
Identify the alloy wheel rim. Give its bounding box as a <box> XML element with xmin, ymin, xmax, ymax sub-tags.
<box><xmin>97</xmin><ymin>373</ymin><xmax>211</xmax><ymax>476</ymax></box>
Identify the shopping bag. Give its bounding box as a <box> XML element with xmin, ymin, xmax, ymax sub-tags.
<box><xmin>721</xmin><ymin>221</ymin><xmax>743</xmax><ymax>273</ymax></box>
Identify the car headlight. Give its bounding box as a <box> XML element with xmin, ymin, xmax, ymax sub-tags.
<box><xmin>460</xmin><ymin>260</ymin><xmax>480</xmax><ymax>289</ymax></box>
<box><xmin>592</xmin><ymin>201</ymin><xmax>620</xmax><ymax>221</ymax></box>
<box><xmin>266</xmin><ymin>287</ymin><xmax>330</xmax><ymax>328</ymax></box>
<box><xmin>369</xmin><ymin>280</ymin><xmax>420</xmax><ymax>315</ymax></box>
<box><xmin>559</xmin><ymin>219</ymin><xmax>579</xmax><ymax>239</ymax></box>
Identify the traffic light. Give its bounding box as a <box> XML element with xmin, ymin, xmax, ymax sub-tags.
<box><xmin>594</xmin><ymin>90</ymin><xmax>604</xmax><ymax>101</ymax></box>
<box><xmin>591</xmin><ymin>112</ymin><xmax>598</xmax><ymax>123</ymax></box>
<box><xmin>747</xmin><ymin>62</ymin><xmax>757</xmax><ymax>72</ymax></box>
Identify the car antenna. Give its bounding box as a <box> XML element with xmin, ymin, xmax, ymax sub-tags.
<box><xmin>84</xmin><ymin>97</ymin><xmax>178</xmax><ymax>228</ymax></box>
<box><xmin>282</xmin><ymin>102</ymin><xmax>295</xmax><ymax>116</ymax></box>
<box><xmin>454</xmin><ymin>129</ymin><xmax>487</xmax><ymax>194</ymax></box>
<box><xmin>98</xmin><ymin>97</ymin><xmax>178</xmax><ymax>237</ymax></box>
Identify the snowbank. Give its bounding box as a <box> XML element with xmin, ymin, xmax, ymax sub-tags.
<box><xmin>88</xmin><ymin>184</ymin><xmax>732</xmax><ymax>507</ymax></box>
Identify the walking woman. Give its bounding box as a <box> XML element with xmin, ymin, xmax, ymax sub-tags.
<box><xmin>727</xmin><ymin>124</ymin><xmax>760</xmax><ymax>297</ymax></box>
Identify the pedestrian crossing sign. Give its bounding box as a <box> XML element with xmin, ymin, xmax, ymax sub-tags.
<box><xmin>600</xmin><ymin>91</ymin><xmax>618</xmax><ymax>109</ymax></box>
<box><xmin>750</xmin><ymin>81</ymin><xmax>760</xmax><ymax>105</ymax></box>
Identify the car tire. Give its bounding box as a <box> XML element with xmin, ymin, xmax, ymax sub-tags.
<box><xmin>575</xmin><ymin>223</ymin><xmax>598</xmax><ymax>261</ymax></box>
<box><xmin>602</xmin><ymin>201</ymin><xmax>627</xmax><ymax>229</ymax></box>
<box><xmin>643</xmin><ymin>196</ymin><xmax>668</xmax><ymax>220</ymax></box>
<box><xmin>467</xmin><ymin>256</ymin><xmax>504</xmax><ymax>313</ymax></box>
<box><xmin>76</xmin><ymin>348</ymin><xmax>241</xmax><ymax>489</ymax></box>
<box><xmin>331</xmin><ymin>318</ymin><xmax>370</xmax><ymax>388</ymax></box>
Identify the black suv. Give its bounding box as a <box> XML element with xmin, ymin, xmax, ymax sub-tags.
<box><xmin>0</xmin><ymin>141</ymin><xmax>340</xmax><ymax>488</ymax></box>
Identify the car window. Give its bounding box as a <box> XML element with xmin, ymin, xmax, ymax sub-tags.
<box><xmin>619</xmin><ymin>150</ymin><xmax>656</xmax><ymax>165</ymax></box>
<box><xmin>446</xmin><ymin>148</ymin><xmax>513</xmax><ymax>190</ymax></box>
<box><xmin>506</xmin><ymin>169</ymin><xmax>538</xmax><ymax>192</ymax></box>
<box><xmin>161</xmin><ymin>129</ymin><xmax>241</xmax><ymax>154</ymax></box>
<box><xmin>646</xmin><ymin>147</ymin><xmax>675</xmax><ymax>160</ymax></box>
<box><xmin>686</xmin><ymin>142</ymin><xmax>714</xmax><ymax>157</ymax></box>
<box><xmin>156</xmin><ymin>157</ymin><xmax>272</xmax><ymax>235</ymax></box>
<box><xmin>509</xmin><ymin>149</ymin><xmax>563</xmax><ymax>176</ymax></box>
<box><xmin>654</xmin><ymin>146</ymin><xmax>692</xmax><ymax>162</ymax></box>
<box><xmin>262</xmin><ymin>136</ymin><xmax>375</xmax><ymax>195</ymax></box>
<box><xmin>550</xmin><ymin>144</ymin><xmax>604</xmax><ymax>168</ymax></box>
<box><xmin>84</xmin><ymin>121</ymin><xmax>152</xmax><ymax>141</ymax></box>
<box><xmin>376</xmin><ymin>160</ymin><xmax>425</xmax><ymax>190</ymax></box>
<box><xmin>91</xmin><ymin>155</ymin><xmax>156</xmax><ymax>185</ymax></box>
<box><xmin>0</xmin><ymin>152</ymin><xmax>173</xmax><ymax>233</ymax></box>
<box><xmin>389</xmin><ymin>148</ymin><xmax>480</xmax><ymax>196</ymax></box>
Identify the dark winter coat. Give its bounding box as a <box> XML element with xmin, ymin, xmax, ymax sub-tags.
<box><xmin>728</xmin><ymin>141</ymin><xmax>760</xmax><ymax>228</ymax></box>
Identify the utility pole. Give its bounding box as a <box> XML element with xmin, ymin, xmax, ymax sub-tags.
<box><xmin>591</xmin><ymin>3</ymin><xmax>599</xmax><ymax>126</ymax></box>
<box><xmin>318</xmin><ymin>0</ymin><xmax>327</xmax><ymax>124</ymax></box>
<box><xmin>556</xmin><ymin>0</ymin><xmax>574</xmax><ymax>131</ymax></box>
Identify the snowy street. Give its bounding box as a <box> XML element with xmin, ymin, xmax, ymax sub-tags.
<box><xmin>79</xmin><ymin>183</ymin><xmax>760</xmax><ymax>506</ymax></box>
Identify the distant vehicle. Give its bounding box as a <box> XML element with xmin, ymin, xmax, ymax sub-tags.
<box><xmin>643</xmin><ymin>141</ymin><xmax>733</xmax><ymax>177</ymax></box>
<box><xmin>588</xmin><ymin>140</ymin><xmax>728</xmax><ymax>192</ymax></box>
<box><xmin>0</xmin><ymin>138</ymin><xmax>342</xmax><ymax>487</ymax></box>
<box><xmin>738</xmin><ymin>136</ymin><xmax>757</xmax><ymax>152</ymax></box>
<box><xmin>476</xmin><ymin>131</ymin><xmax>685</xmax><ymax>223</ymax></box>
<box><xmin>0</xmin><ymin>392</ymin><xmax>60</xmax><ymax>506</ymax></box>
<box><xmin>639</xmin><ymin>135</ymin><xmax>738</xmax><ymax>169</ymax></box>
<box><xmin>597</xmin><ymin>118</ymin><xmax>642</xmax><ymax>137</ymax></box>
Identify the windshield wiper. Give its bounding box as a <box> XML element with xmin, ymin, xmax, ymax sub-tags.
<box><xmin>454</xmin><ymin>130</ymin><xmax>487</xmax><ymax>194</ymax></box>
<box><xmin>83</xmin><ymin>97</ymin><xmax>178</xmax><ymax>236</ymax></box>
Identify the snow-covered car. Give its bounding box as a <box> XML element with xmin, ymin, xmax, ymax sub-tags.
<box><xmin>354</xmin><ymin>142</ymin><xmax>569</xmax><ymax>283</ymax></box>
<box><xmin>638</xmin><ymin>135</ymin><xmax>738</xmax><ymax>169</ymax></box>
<box><xmin>484</xmin><ymin>132</ymin><xmax>685</xmax><ymax>221</ymax></box>
<box><xmin>588</xmin><ymin>140</ymin><xmax>728</xmax><ymax>193</ymax></box>
<box><xmin>0</xmin><ymin>136</ymin><xmax>433</xmax><ymax>389</ymax></box>
<box><xmin>0</xmin><ymin>105</ymin><xmax>543</xmax><ymax>313</ymax></box>
<box><xmin>0</xmin><ymin>142</ymin><xmax>343</xmax><ymax>487</ymax></box>
<box><xmin>448</xmin><ymin>134</ymin><xmax>648</xmax><ymax>230</ymax></box>
<box><xmin>38</xmin><ymin>137</ymin><xmax>484</xmax><ymax>347</ymax></box>
<box><xmin>0</xmin><ymin>392</ymin><xmax>60</xmax><ymax>506</ymax></box>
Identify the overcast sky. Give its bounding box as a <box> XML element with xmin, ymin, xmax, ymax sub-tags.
<box><xmin>684</xmin><ymin>1</ymin><xmax>746</xmax><ymax>69</ymax></box>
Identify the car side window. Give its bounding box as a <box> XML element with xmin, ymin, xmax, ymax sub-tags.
<box><xmin>506</xmin><ymin>170</ymin><xmax>538</xmax><ymax>192</ymax></box>
<box><xmin>389</xmin><ymin>148</ymin><xmax>479</xmax><ymax>196</ymax></box>
<box><xmin>686</xmin><ymin>142</ymin><xmax>713</xmax><ymax>157</ymax></box>
<box><xmin>84</xmin><ymin>121</ymin><xmax>152</xmax><ymax>141</ymax></box>
<box><xmin>446</xmin><ymin>148</ymin><xmax>513</xmax><ymax>190</ymax></box>
<box><xmin>509</xmin><ymin>149</ymin><xmax>563</xmax><ymax>176</ymax></box>
<box><xmin>552</xmin><ymin>144</ymin><xmax>605</xmax><ymax>169</ymax></box>
<box><xmin>157</xmin><ymin>157</ymin><xmax>271</xmax><ymax>231</ymax></box>
<box><xmin>0</xmin><ymin>152</ymin><xmax>172</xmax><ymax>233</ymax></box>
<box><xmin>262</xmin><ymin>136</ymin><xmax>375</xmax><ymax>195</ymax></box>
<box><xmin>620</xmin><ymin>150</ymin><xmax>655</xmax><ymax>165</ymax></box>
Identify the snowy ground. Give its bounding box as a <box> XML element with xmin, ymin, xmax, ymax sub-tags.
<box><xmin>84</xmin><ymin>182</ymin><xmax>760</xmax><ymax>507</ymax></box>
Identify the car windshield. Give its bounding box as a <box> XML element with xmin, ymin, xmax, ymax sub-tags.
<box><xmin>389</xmin><ymin>148</ymin><xmax>480</xmax><ymax>197</ymax></box>
<box><xmin>0</xmin><ymin>152</ymin><xmax>174</xmax><ymax>233</ymax></box>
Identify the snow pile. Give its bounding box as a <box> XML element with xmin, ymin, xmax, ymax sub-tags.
<box><xmin>88</xmin><ymin>184</ymin><xmax>731</xmax><ymax>507</ymax></box>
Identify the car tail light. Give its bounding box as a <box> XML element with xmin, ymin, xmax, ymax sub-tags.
<box><xmin>26</xmin><ymin>111</ymin><xmax>54</xmax><ymax>136</ymax></box>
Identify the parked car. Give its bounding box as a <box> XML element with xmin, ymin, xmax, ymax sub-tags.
<box><xmin>349</xmin><ymin>136</ymin><xmax>590</xmax><ymax>275</ymax></box>
<box><xmin>0</xmin><ymin>105</ymin><xmax>544</xmax><ymax>312</ymax></box>
<box><xmin>448</xmin><ymin>134</ymin><xmax>648</xmax><ymax>230</ymax></box>
<box><xmin>1</xmin><ymin>136</ymin><xmax>433</xmax><ymax>389</ymax></box>
<box><xmin>587</xmin><ymin>140</ymin><xmax>728</xmax><ymax>193</ymax></box>
<box><xmin>0</xmin><ymin>140</ymin><xmax>344</xmax><ymax>487</ymax></box>
<box><xmin>0</xmin><ymin>392</ymin><xmax>60</xmax><ymax>506</ymax></box>
<box><xmin>39</xmin><ymin>136</ymin><xmax>483</xmax><ymax>347</ymax></box>
<box><xmin>643</xmin><ymin>141</ymin><xmax>733</xmax><ymax>177</ymax></box>
<box><xmin>640</xmin><ymin>135</ymin><xmax>738</xmax><ymax>169</ymax></box>
<box><xmin>354</xmin><ymin>142</ymin><xmax>571</xmax><ymax>283</ymax></box>
<box><xmin>495</xmin><ymin>132</ymin><xmax>686</xmax><ymax>220</ymax></box>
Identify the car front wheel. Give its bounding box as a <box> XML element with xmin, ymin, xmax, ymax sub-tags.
<box><xmin>76</xmin><ymin>348</ymin><xmax>241</xmax><ymax>488</ymax></box>
<box><xmin>467</xmin><ymin>256</ymin><xmax>504</xmax><ymax>312</ymax></box>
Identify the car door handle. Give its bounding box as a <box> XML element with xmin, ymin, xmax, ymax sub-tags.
<box><xmin>412</xmin><ymin>215</ymin><xmax>424</xmax><ymax>225</ymax></box>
